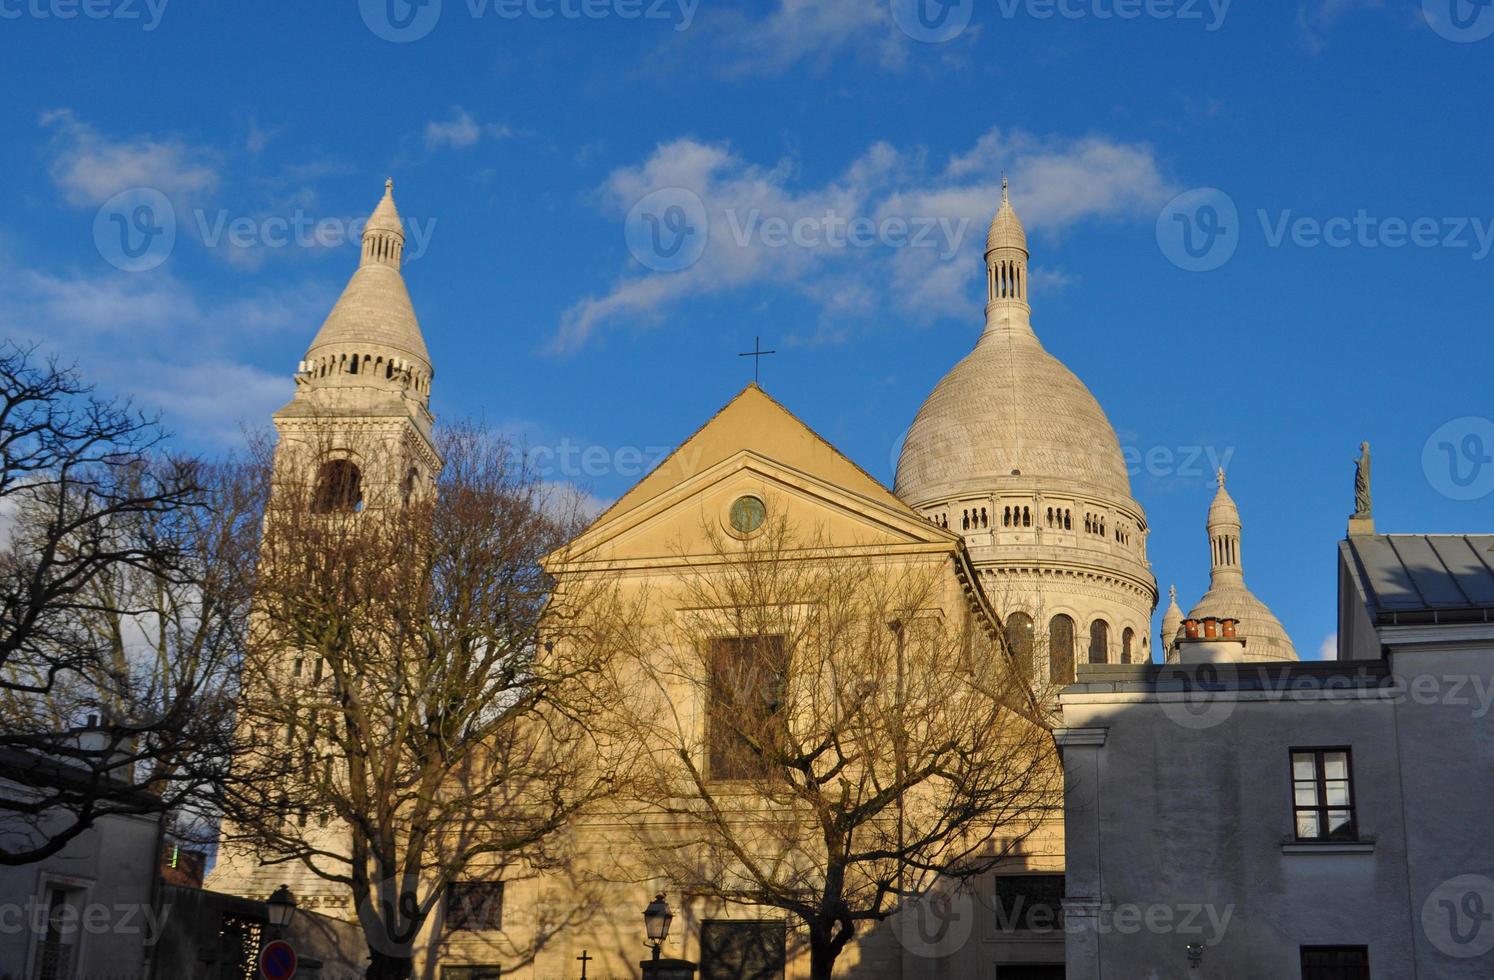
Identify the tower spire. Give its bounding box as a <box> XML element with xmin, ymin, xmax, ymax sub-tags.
<box><xmin>361</xmin><ymin>178</ymin><xmax>406</xmax><ymax>270</ymax></box>
<box><xmin>295</xmin><ymin>179</ymin><xmax>433</xmax><ymax>412</ymax></box>
<box><xmin>983</xmin><ymin>180</ymin><xmax>1032</xmax><ymax>338</ymax></box>
<box><xmin>1207</xmin><ymin>469</ymin><xmax>1244</xmax><ymax>583</ymax></box>
<box><xmin>1161</xmin><ymin>584</ymin><xmax>1185</xmax><ymax>661</ymax></box>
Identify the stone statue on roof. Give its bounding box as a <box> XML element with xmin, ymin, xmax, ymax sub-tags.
<box><xmin>1353</xmin><ymin>442</ymin><xmax>1372</xmax><ymax>518</ymax></box>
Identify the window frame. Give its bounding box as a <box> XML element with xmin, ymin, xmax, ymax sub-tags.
<box><xmin>1299</xmin><ymin>944</ymin><xmax>1370</xmax><ymax>979</ymax></box>
<box><xmin>1290</xmin><ymin>747</ymin><xmax>1358</xmax><ymax>842</ymax></box>
<box><xmin>444</xmin><ymin>880</ymin><xmax>505</xmax><ymax>933</ymax></box>
<box><xmin>706</xmin><ymin>634</ymin><xmax>789</xmax><ymax>782</ymax></box>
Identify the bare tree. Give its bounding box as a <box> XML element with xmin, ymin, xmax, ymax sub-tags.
<box><xmin>0</xmin><ymin>343</ymin><xmax>261</xmax><ymax>865</ymax></box>
<box><xmin>220</xmin><ymin>422</ymin><xmax>631</xmax><ymax>980</ymax></box>
<box><xmin>609</xmin><ymin>516</ymin><xmax>1061</xmax><ymax>980</ymax></box>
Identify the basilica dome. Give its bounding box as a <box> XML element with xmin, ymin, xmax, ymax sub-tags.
<box><xmin>894</xmin><ymin>327</ymin><xmax>1132</xmax><ymax>506</ymax></box>
<box><xmin>890</xmin><ymin>181</ymin><xmax>1157</xmax><ymax>677</ymax></box>
<box><xmin>895</xmin><ymin>185</ymin><xmax>1131</xmax><ymax>506</ymax></box>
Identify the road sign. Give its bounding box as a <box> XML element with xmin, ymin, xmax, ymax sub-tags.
<box><xmin>260</xmin><ymin>939</ymin><xmax>298</xmax><ymax>980</ymax></box>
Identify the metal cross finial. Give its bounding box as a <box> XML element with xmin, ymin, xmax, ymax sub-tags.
<box><xmin>577</xmin><ymin>949</ymin><xmax>592</xmax><ymax>979</ymax></box>
<box><xmin>738</xmin><ymin>336</ymin><xmax>777</xmax><ymax>384</ymax></box>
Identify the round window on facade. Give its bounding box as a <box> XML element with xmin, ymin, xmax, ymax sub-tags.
<box><xmin>728</xmin><ymin>495</ymin><xmax>767</xmax><ymax>535</ymax></box>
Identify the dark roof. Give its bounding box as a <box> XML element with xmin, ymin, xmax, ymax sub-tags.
<box><xmin>0</xmin><ymin>746</ymin><xmax>159</xmax><ymax>808</ymax></box>
<box><xmin>1342</xmin><ymin>535</ymin><xmax>1494</xmax><ymax>625</ymax></box>
<box><xmin>1066</xmin><ymin>659</ymin><xmax>1393</xmax><ymax>696</ymax></box>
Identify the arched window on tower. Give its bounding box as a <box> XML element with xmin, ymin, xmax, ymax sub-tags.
<box><xmin>1005</xmin><ymin>612</ymin><xmax>1034</xmax><ymax>677</ymax></box>
<box><xmin>311</xmin><ymin>459</ymin><xmax>363</xmax><ymax>514</ymax></box>
<box><xmin>1049</xmin><ymin>615</ymin><xmax>1075</xmax><ymax>685</ymax></box>
<box><xmin>1022</xmin><ymin>506</ymin><xmax>1031</xmax><ymax>527</ymax></box>
<box><xmin>1089</xmin><ymin>619</ymin><xmax>1110</xmax><ymax>664</ymax></box>
<box><xmin>1122</xmin><ymin>627</ymin><xmax>1135</xmax><ymax>665</ymax></box>
<box><xmin>401</xmin><ymin>466</ymin><xmax>420</xmax><ymax>506</ymax></box>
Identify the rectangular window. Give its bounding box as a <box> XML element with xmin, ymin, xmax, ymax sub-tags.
<box><xmin>1291</xmin><ymin>749</ymin><xmax>1357</xmax><ymax>841</ymax></box>
<box><xmin>442</xmin><ymin>968</ymin><xmax>502</xmax><ymax>980</ymax></box>
<box><xmin>993</xmin><ymin>874</ymin><xmax>1066</xmax><ymax>933</ymax></box>
<box><xmin>706</xmin><ymin>635</ymin><xmax>788</xmax><ymax>781</ymax></box>
<box><xmin>701</xmin><ymin>920</ymin><xmax>786</xmax><ymax>980</ymax></box>
<box><xmin>34</xmin><ymin>884</ymin><xmax>84</xmax><ymax>980</ymax></box>
<box><xmin>445</xmin><ymin>881</ymin><xmax>504</xmax><ymax>932</ymax></box>
<box><xmin>1300</xmin><ymin>945</ymin><xmax>1370</xmax><ymax>979</ymax></box>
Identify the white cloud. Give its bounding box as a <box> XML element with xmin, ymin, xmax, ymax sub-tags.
<box><xmin>709</xmin><ymin>0</ymin><xmax>916</xmax><ymax>76</ymax></box>
<box><xmin>0</xmin><ymin>265</ymin><xmax>324</xmax><ymax>449</ymax></box>
<box><xmin>554</xmin><ymin>128</ymin><xmax>1175</xmax><ymax>352</ymax></box>
<box><xmin>1317</xmin><ymin>632</ymin><xmax>1338</xmax><ymax>660</ymax></box>
<box><xmin>1296</xmin><ymin>0</ymin><xmax>1385</xmax><ymax>52</ymax></box>
<box><xmin>423</xmin><ymin>108</ymin><xmax>512</xmax><ymax>151</ymax></box>
<box><xmin>40</xmin><ymin>109</ymin><xmax>219</xmax><ymax>206</ymax></box>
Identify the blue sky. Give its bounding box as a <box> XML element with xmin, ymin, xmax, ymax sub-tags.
<box><xmin>3</xmin><ymin>0</ymin><xmax>1492</xmax><ymax>660</ymax></box>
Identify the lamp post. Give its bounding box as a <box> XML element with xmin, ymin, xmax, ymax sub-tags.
<box><xmin>266</xmin><ymin>883</ymin><xmax>298</xmax><ymax>936</ymax></box>
<box><xmin>642</xmin><ymin>892</ymin><xmax>673</xmax><ymax>971</ymax></box>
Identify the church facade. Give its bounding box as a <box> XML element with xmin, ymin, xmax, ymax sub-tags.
<box><xmin>210</xmin><ymin>177</ymin><xmax>1310</xmax><ymax>978</ymax></box>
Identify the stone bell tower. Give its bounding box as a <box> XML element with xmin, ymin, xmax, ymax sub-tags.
<box><xmin>206</xmin><ymin>179</ymin><xmax>441</xmax><ymax>911</ymax></box>
<box><xmin>274</xmin><ymin>178</ymin><xmax>441</xmax><ymax>511</ymax></box>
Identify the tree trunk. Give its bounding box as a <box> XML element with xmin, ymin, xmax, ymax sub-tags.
<box><xmin>366</xmin><ymin>950</ymin><xmax>415</xmax><ymax>980</ymax></box>
<box><xmin>809</xmin><ymin>940</ymin><xmax>839</xmax><ymax>980</ymax></box>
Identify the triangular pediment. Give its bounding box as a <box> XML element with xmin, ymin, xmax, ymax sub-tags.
<box><xmin>558</xmin><ymin>386</ymin><xmax>958</xmax><ymax>568</ymax></box>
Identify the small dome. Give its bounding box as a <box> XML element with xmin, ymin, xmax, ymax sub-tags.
<box><xmin>1190</xmin><ymin>471</ymin><xmax>1297</xmax><ymax>661</ymax></box>
<box><xmin>985</xmin><ymin>179</ymin><xmax>1027</xmax><ymax>255</ymax></box>
<box><xmin>365</xmin><ymin>178</ymin><xmax>404</xmax><ymax>238</ymax></box>
<box><xmin>1208</xmin><ymin>474</ymin><xmax>1241</xmax><ymax>528</ymax></box>
<box><xmin>895</xmin><ymin>328</ymin><xmax>1133</xmax><ymax>504</ymax></box>
<box><xmin>1161</xmin><ymin>585</ymin><xmax>1184</xmax><ymax>657</ymax></box>
<box><xmin>1187</xmin><ymin>585</ymin><xmax>1297</xmax><ymax>662</ymax></box>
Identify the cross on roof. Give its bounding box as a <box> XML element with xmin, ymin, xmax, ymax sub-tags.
<box><xmin>739</xmin><ymin>336</ymin><xmax>777</xmax><ymax>384</ymax></box>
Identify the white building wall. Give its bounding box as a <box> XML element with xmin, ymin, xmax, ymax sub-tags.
<box><xmin>0</xmin><ymin>803</ymin><xmax>160</xmax><ymax>980</ymax></box>
<box><xmin>1387</xmin><ymin>637</ymin><xmax>1494</xmax><ymax>976</ymax></box>
<box><xmin>1059</xmin><ymin>677</ymin><xmax>1420</xmax><ymax>978</ymax></box>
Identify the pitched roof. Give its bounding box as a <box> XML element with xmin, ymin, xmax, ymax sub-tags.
<box><xmin>1341</xmin><ymin>534</ymin><xmax>1494</xmax><ymax>624</ymax></box>
<box><xmin>588</xmin><ymin>383</ymin><xmax>918</xmax><ymax>531</ymax></box>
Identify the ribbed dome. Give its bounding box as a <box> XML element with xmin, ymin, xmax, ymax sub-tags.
<box><xmin>894</xmin><ymin>328</ymin><xmax>1133</xmax><ymax>504</ymax></box>
<box><xmin>365</xmin><ymin>178</ymin><xmax>404</xmax><ymax>236</ymax></box>
<box><xmin>1160</xmin><ymin>585</ymin><xmax>1184</xmax><ymax>656</ymax></box>
<box><xmin>1208</xmin><ymin>480</ymin><xmax>1241</xmax><ymax>527</ymax></box>
<box><xmin>307</xmin><ymin>264</ymin><xmax>431</xmax><ymax>367</ymax></box>
<box><xmin>304</xmin><ymin>180</ymin><xmax>431</xmax><ymax>370</ymax></box>
<box><xmin>985</xmin><ymin>180</ymin><xmax>1027</xmax><ymax>254</ymax></box>
<box><xmin>1186</xmin><ymin>586</ymin><xmax>1297</xmax><ymax>662</ymax></box>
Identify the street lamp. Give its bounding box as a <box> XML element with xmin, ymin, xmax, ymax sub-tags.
<box><xmin>643</xmin><ymin>892</ymin><xmax>673</xmax><ymax>968</ymax></box>
<box><xmin>266</xmin><ymin>884</ymin><xmax>298</xmax><ymax>931</ymax></box>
